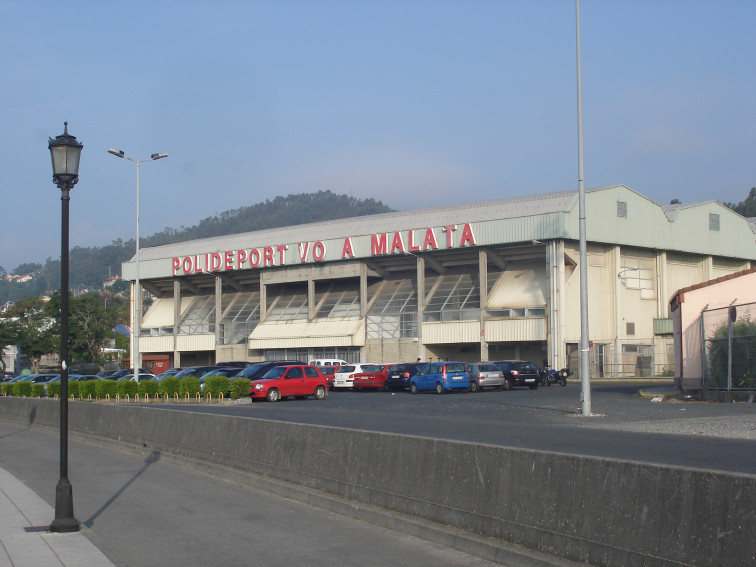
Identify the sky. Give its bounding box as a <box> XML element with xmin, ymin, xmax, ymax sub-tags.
<box><xmin>1</xmin><ymin>0</ymin><xmax>754</xmax><ymax>273</ymax></box>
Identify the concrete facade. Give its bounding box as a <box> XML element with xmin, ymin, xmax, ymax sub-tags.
<box><xmin>123</xmin><ymin>186</ymin><xmax>756</xmax><ymax>376</ymax></box>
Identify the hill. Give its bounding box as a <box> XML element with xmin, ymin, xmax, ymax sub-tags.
<box><xmin>0</xmin><ymin>191</ymin><xmax>394</xmax><ymax>305</ymax></box>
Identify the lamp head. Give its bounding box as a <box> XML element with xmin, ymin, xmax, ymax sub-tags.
<box><xmin>49</xmin><ymin>122</ymin><xmax>83</xmax><ymax>190</ymax></box>
<box><xmin>107</xmin><ymin>148</ymin><xmax>125</xmax><ymax>158</ymax></box>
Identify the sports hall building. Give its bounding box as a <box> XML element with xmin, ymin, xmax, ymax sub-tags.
<box><xmin>124</xmin><ymin>185</ymin><xmax>756</xmax><ymax>377</ymax></box>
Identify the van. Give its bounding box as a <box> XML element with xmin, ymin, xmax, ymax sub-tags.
<box><xmin>309</xmin><ymin>359</ymin><xmax>348</xmax><ymax>367</ymax></box>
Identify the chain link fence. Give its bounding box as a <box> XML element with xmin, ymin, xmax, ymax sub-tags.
<box><xmin>702</xmin><ymin>301</ymin><xmax>756</xmax><ymax>390</ymax></box>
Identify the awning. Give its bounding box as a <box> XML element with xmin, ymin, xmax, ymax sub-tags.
<box><xmin>248</xmin><ymin>316</ymin><xmax>366</xmax><ymax>349</ymax></box>
<box><xmin>487</xmin><ymin>262</ymin><xmax>547</xmax><ymax>308</ymax></box>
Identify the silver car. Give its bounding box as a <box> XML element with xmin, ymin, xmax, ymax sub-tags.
<box><xmin>466</xmin><ymin>363</ymin><xmax>505</xmax><ymax>392</ymax></box>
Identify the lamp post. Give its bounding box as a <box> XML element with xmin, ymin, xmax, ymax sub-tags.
<box><xmin>48</xmin><ymin>122</ymin><xmax>82</xmax><ymax>533</ymax></box>
<box><xmin>107</xmin><ymin>149</ymin><xmax>167</xmax><ymax>381</ymax></box>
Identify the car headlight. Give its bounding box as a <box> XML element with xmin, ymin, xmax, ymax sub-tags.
<box><xmin>254</xmin><ymin>383</ymin><xmax>264</xmax><ymax>390</ymax></box>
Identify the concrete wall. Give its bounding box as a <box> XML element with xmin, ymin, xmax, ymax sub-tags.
<box><xmin>2</xmin><ymin>397</ymin><xmax>753</xmax><ymax>567</ymax></box>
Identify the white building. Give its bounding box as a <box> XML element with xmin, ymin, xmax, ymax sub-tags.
<box><xmin>122</xmin><ymin>185</ymin><xmax>756</xmax><ymax>376</ymax></box>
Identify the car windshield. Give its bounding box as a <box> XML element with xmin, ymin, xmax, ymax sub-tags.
<box><xmin>361</xmin><ymin>365</ymin><xmax>383</xmax><ymax>373</ymax></box>
<box><xmin>514</xmin><ymin>362</ymin><xmax>537</xmax><ymax>373</ymax></box>
<box><xmin>444</xmin><ymin>363</ymin><xmax>465</xmax><ymax>372</ymax></box>
<box><xmin>338</xmin><ymin>366</ymin><xmax>355</xmax><ymax>373</ymax></box>
<box><xmin>261</xmin><ymin>367</ymin><xmax>287</xmax><ymax>379</ymax></box>
<box><xmin>479</xmin><ymin>364</ymin><xmax>497</xmax><ymax>372</ymax></box>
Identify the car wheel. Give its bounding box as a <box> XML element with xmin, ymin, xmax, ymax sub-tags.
<box><xmin>502</xmin><ymin>378</ymin><xmax>513</xmax><ymax>391</ymax></box>
<box><xmin>435</xmin><ymin>382</ymin><xmax>445</xmax><ymax>395</ymax></box>
<box><xmin>529</xmin><ymin>383</ymin><xmax>538</xmax><ymax>390</ymax></box>
<box><xmin>314</xmin><ymin>385</ymin><xmax>326</xmax><ymax>400</ymax></box>
<box><xmin>410</xmin><ymin>383</ymin><xmax>418</xmax><ymax>394</ymax></box>
<box><xmin>469</xmin><ymin>381</ymin><xmax>479</xmax><ymax>393</ymax></box>
<box><xmin>266</xmin><ymin>388</ymin><xmax>281</xmax><ymax>402</ymax></box>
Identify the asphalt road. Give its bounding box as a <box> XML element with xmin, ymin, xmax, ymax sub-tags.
<box><xmin>136</xmin><ymin>380</ymin><xmax>756</xmax><ymax>474</ymax></box>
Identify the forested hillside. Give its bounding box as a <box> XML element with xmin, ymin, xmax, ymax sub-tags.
<box><xmin>0</xmin><ymin>191</ymin><xmax>393</xmax><ymax>304</ymax></box>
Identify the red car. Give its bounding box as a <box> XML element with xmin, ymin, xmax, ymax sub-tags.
<box><xmin>249</xmin><ymin>365</ymin><xmax>328</xmax><ymax>402</ymax></box>
<box><xmin>316</xmin><ymin>365</ymin><xmax>339</xmax><ymax>390</ymax></box>
<box><xmin>352</xmin><ymin>364</ymin><xmax>394</xmax><ymax>390</ymax></box>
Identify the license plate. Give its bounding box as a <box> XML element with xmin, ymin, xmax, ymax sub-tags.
<box><xmin>525</xmin><ymin>379</ymin><xmax>535</xmax><ymax>382</ymax></box>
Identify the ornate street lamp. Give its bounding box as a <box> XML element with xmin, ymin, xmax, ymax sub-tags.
<box><xmin>48</xmin><ymin>122</ymin><xmax>82</xmax><ymax>532</ymax></box>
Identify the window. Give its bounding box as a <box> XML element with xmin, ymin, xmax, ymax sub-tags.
<box><xmin>626</xmin><ymin>322</ymin><xmax>635</xmax><ymax>336</ymax></box>
<box><xmin>617</xmin><ymin>201</ymin><xmax>627</xmax><ymax>218</ymax></box>
<box><xmin>709</xmin><ymin>213</ymin><xmax>720</xmax><ymax>231</ymax></box>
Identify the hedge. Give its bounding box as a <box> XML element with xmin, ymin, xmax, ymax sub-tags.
<box><xmin>179</xmin><ymin>377</ymin><xmax>201</xmax><ymax>397</ymax></box>
<box><xmin>80</xmin><ymin>380</ymin><xmax>98</xmax><ymax>398</ymax></box>
<box><xmin>159</xmin><ymin>377</ymin><xmax>181</xmax><ymax>397</ymax></box>
<box><xmin>117</xmin><ymin>380</ymin><xmax>138</xmax><ymax>398</ymax></box>
<box><xmin>229</xmin><ymin>378</ymin><xmax>252</xmax><ymax>399</ymax></box>
<box><xmin>204</xmin><ymin>375</ymin><xmax>230</xmax><ymax>397</ymax></box>
<box><xmin>13</xmin><ymin>382</ymin><xmax>32</xmax><ymax>397</ymax></box>
<box><xmin>96</xmin><ymin>379</ymin><xmax>118</xmax><ymax>399</ymax></box>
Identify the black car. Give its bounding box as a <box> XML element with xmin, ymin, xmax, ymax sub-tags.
<box><xmin>490</xmin><ymin>360</ymin><xmax>540</xmax><ymax>390</ymax></box>
<box><xmin>384</xmin><ymin>363</ymin><xmax>424</xmax><ymax>391</ymax></box>
<box><xmin>236</xmin><ymin>360</ymin><xmax>304</xmax><ymax>381</ymax></box>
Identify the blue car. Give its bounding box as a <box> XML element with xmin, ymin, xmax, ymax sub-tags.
<box><xmin>409</xmin><ymin>362</ymin><xmax>470</xmax><ymax>394</ymax></box>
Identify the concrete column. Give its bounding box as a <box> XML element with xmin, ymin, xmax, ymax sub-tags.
<box><xmin>308</xmin><ymin>278</ymin><xmax>315</xmax><ymax>320</ymax></box>
<box><xmin>173</xmin><ymin>280</ymin><xmax>181</xmax><ymax>368</ymax></box>
<box><xmin>614</xmin><ymin>245</ymin><xmax>623</xmax><ymax>377</ymax></box>
<box><xmin>416</xmin><ymin>256</ymin><xmax>426</xmax><ymax>361</ymax></box>
<box><xmin>260</xmin><ymin>278</ymin><xmax>268</xmax><ymax>323</ymax></box>
<box><xmin>214</xmin><ymin>276</ymin><xmax>222</xmax><ymax>349</ymax></box>
<box><xmin>479</xmin><ymin>250</ymin><xmax>488</xmax><ymax>361</ymax></box>
<box><xmin>656</xmin><ymin>251</ymin><xmax>668</xmax><ymax>317</ymax></box>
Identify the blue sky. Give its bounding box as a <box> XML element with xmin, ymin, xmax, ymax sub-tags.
<box><xmin>1</xmin><ymin>0</ymin><xmax>754</xmax><ymax>272</ymax></box>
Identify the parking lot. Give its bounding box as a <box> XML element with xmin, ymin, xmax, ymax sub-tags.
<box><xmin>140</xmin><ymin>379</ymin><xmax>756</xmax><ymax>475</ymax></box>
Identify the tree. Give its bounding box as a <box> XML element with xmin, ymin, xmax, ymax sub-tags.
<box><xmin>4</xmin><ymin>296</ymin><xmax>56</xmax><ymax>373</ymax></box>
<box><xmin>669</xmin><ymin>198</ymin><xmax>681</xmax><ymax>205</ymax></box>
<box><xmin>68</xmin><ymin>294</ymin><xmax>112</xmax><ymax>364</ymax></box>
<box><xmin>0</xmin><ymin>319</ymin><xmax>15</xmax><ymax>373</ymax></box>
<box><xmin>706</xmin><ymin>314</ymin><xmax>756</xmax><ymax>389</ymax></box>
<box><xmin>723</xmin><ymin>187</ymin><xmax>756</xmax><ymax>217</ymax></box>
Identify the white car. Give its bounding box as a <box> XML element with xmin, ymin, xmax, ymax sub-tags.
<box><xmin>332</xmin><ymin>363</ymin><xmax>374</xmax><ymax>389</ymax></box>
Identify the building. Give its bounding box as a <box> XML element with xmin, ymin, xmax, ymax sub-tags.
<box><xmin>122</xmin><ymin>185</ymin><xmax>756</xmax><ymax>376</ymax></box>
<box><xmin>670</xmin><ymin>267</ymin><xmax>756</xmax><ymax>393</ymax></box>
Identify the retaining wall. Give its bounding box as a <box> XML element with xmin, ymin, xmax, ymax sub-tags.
<box><xmin>1</xmin><ymin>397</ymin><xmax>753</xmax><ymax>567</ymax></box>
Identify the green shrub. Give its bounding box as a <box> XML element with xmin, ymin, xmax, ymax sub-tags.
<box><xmin>117</xmin><ymin>380</ymin><xmax>138</xmax><ymax>398</ymax></box>
<box><xmin>159</xmin><ymin>377</ymin><xmax>181</xmax><ymax>397</ymax></box>
<box><xmin>68</xmin><ymin>381</ymin><xmax>80</xmax><ymax>398</ymax></box>
<box><xmin>31</xmin><ymin>384</ymin><xmax>45</xmax><ymax>397</ymax></box>
<box><xmin>204</xmin><ymin>375</ymin><xmax>230</xmax><ymax>398</ymax></box>
<box><xmin>138</xmin><ymin>379</ymin><xmax>160</xmax><ymax>397</ymax></box>
<box><xmin>80</xmin><ymin>380</ymin><xmax>98</xmax><ymax>398</ymax></box>
<box><xmin>14</xmin><ymin>382</ymin><xmax>32</xmax><ymax>397</ymax></box>
<box><xmin>179</xmin><ymin>376</ymin><xmax>201</xmax><ymax>397</ymax></box>
<box><xmin>47</xmin><ymin>381</ymin><xmax>61</xmax><ymax>397</ymax></box>
<box><xmin>96</xmin><ymin>379</ymin><xmax>117</xmax><ymax>399</ymax></box>
<box><xmin>229</xmin><ymin>378</ymin><xmax>251</xmax><ymax>399</ymax></box>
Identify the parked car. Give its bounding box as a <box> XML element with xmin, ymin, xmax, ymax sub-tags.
<box><xmin>117</xmin><ymin>373</ymin><xmax>157</xmax><ymax>382</ymax></box>
<box><xmin>214</xmin><ymin>361</ymin><xmax>249</xmax><ymax>368</ymax></box>
<box><xmin>173</xmin><ymin>366</ymin><xmax>218</xmax><ymax>380</ymax></box>
<box><xmin>28</xmin><ymin>373</ymin><xmax>59</xmax><ymax>384</ymax></box>
<box><xmin>490</xmin><ymin>360</ymin><xmax>540</xmax><ymax>390</ymax></box>
<box><xmin>315</xmin><ymin>366</ymin><xmax>338</xmax><ymax>389</ymax></box>
<box><xmin>309</xmin><ymin>358</ymin><xmax>348</xmax><ymax>367</ymax></box>
<box><xmin>384</xmin><ymin>363</ymin><xmax>424</xmax><ymax>391</ymax></box>
<box><xmin>409</xmin><ymin>362</ymin><xmax>470</xmax><ymax>394</ymax></box>
<box><xmin>109</xmin><ymin>368</ymin><xmax>154</xmax><ymax>380</ymax></box>
<box><xmin>96</xmin><ymin>370</ymin><xmax>119</xmax><ymax>379</ymax></box>
<box><xmin>154</xmin><ymin>368</ymin><xmax>183</xmax><ymax>380</ymax></box>
<box><xmin>237</xmin><ymin>361</ymin><xmax>305</xmax><ymax>381</ymax></box>
<box><xmin>332</xmin><ymin>363</ymin><xmax>377</xmax><ymax>389</ymax></box>
<box><xmin>0</xmin><ymin>371</ymin><xmax>15</xmax><ymax>382</ymax></box>
<box><xmin>466</xmin><ymin>362</ymin><xmax>506</xmax><ymax>392</ymax></box>
<box><xmin>249</xmin><ymin>365</ymin><xmax>328</xmax><ymax>402</ymax></box>
<box><xmin>352</xmin><ymin>364</ymin><xmax>394</xmax><ymax>390</ymax></box>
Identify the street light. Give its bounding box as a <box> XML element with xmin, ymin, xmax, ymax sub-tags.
<box><xmin>48</xmin><ymin>122</ymin><xmax>83</xmax><ymax>533</ymax></box>
<box><xmin>107</xmin><ymin>148</ymin><xmax>167</xmax><ymax>382</ymax></box>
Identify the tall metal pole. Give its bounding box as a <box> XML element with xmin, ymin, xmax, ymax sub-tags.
<box><xmin>134</xmin><ymin>160</ymin><xmax>140</xmax><ymax>379</ymax></box>
<box><xmin>49</xmin><ymin>123</ymin><xmax>82</xmax><ymax>532</ymax></box>
<box><xmin>576</xmin><ymin>0</ymin><xmax>592</xmax><ymax>416</ymax></box>
<box><xmin>107</xmin><ymin>150</ymin><xmax>167</xmax><ymax>382</ymax></box>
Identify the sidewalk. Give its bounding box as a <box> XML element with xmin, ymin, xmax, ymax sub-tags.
<box><xmin>0</xmin><ymin>466</ymin><xmax>114</xmax><ymax>567</ymax></box>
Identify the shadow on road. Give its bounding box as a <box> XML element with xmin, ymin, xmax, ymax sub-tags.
<box><xmin>83</xmin><ymin>450</ymin><xmax>161</xmax><ymax>528</ymax></box>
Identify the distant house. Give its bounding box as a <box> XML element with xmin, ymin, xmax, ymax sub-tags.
<box><xmin>670</xmin><ymin>267</ymin><xmax>756</xmax><ymax>393</ymax></box>
<box><xmin>103</xmin><ymin>275</ymin><xmax>122</xmax><ymax>288</ymax></box>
